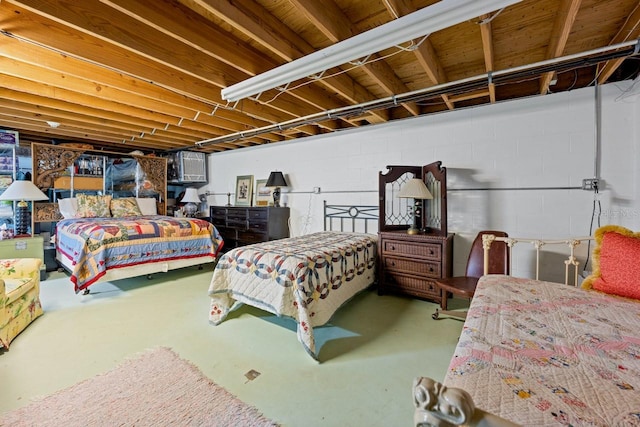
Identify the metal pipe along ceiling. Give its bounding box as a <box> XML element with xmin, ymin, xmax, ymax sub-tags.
<box><xmin>195</xmin><ymin>39</ymin><xmax>640</xmax><ymax>148</ymax></box>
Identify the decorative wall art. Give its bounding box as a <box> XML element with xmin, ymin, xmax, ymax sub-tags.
<box><xmin>234</xmin><ymin>175</ymin><xmax>253</xmax><ymax>206</ymax></box>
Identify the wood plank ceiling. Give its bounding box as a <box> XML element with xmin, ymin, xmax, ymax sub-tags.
<box><xmin>0</xmin><ymin>0</ymin><xmax>638</xmax><ymax>154</ymax></box>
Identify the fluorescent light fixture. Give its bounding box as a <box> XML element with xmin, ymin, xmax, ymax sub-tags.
<box><xmin>221</xmin><ymin>0</ymin><xmax>521</xmax><ymax>102</ymax></box>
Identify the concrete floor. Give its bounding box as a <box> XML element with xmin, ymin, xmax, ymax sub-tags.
<box><xmin>0</xmin><ymin>266</ymin><xmax>465</xmax><ymax>426</ymax></box>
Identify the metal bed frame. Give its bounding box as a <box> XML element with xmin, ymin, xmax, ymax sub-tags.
<box><xmin>323</xmin><ymin>201</ymin><xmax>378</xmax><ymax>233</ymax></box>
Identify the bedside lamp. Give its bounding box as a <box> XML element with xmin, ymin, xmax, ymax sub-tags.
<box><xmin>0</xmin><ymin>180</ymin><xmax>49</xmax><ymax>236</ymax></box>
<box><xmin>180</xmin><ymin>188</ymin><xmax>201</xmax><ymax>217</ymax></box>
<box><xmin>266</xmin><ymin>171</ymin><xmax>288</xmax><ymax>207</ymax></box>
<box><xmin>398</xmin><ymin>178</ymin><xmax>433</xmax><ymax>235</ymax></box>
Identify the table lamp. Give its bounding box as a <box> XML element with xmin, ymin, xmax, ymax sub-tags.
<box><xmin>266</xmin><ymin>171</ymin><xmax>288</xmax><ymax>207</ymax></box>
<box><xmin>398</xmin><ymin>178</ymin><xmax>433</xmax><ymax>235</ymax></box>
<box><xmin>180</xmin><ymin>188</ymin><xmax>201</xmax><ymax>217</ymax></box>
<box><xmin>0</xmin><ymin>180</ymin><xmax>49</xmax><ymax>236</ymax></box>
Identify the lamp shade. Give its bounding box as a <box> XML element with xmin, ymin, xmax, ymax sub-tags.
<box><xmin>398</xmin><ymin>178</ymin><xmax>433</xmax><ymax>200</ymax></box>
<box><xmin>0</xmin><ymin>180</ymin><xmax>48</xmax><ymax>201</ymax></box>
<box><xmin>180</xmin><ymin>187</ymin><xmax>201</xmax><ymax>204</ymax></box>
<box><xmin>266</xmin><ymin>171</ymin><xmax>288</xmax><ymax>188</ymax></box>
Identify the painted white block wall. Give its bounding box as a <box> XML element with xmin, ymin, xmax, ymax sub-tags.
<box><xmin>203</xmin><ymin>80</ymin><xmax>640</xmax><ymax>279</ymax></box>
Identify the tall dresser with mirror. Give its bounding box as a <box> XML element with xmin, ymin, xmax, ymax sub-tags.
<box><xmin>377</xmin><ymin>161</ymin><xmax>453</xmax><ymax>303</ymax></box>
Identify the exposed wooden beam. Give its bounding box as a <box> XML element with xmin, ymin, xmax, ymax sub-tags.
<box><xmin>0</xmin><ymin>2</ymin><xmax>297</xmax><ymax>125</ymax></box>
<box><xmin>382</xmin><ymin>0</ymin><xmax>454</xmax><ymax>110</ymax></box>
<box><xmin>597</xmin><ymin>2</ymin><xmax>640</xmax><ymax>84</ymax></box>
<box><xmin>478</xmin><ymin>14</ymin><xmax>496</xmax><ymax>103</ymax></box>
<box><xmin>539</xmin><ymin>0</ymin><xmax>582</xmax><ymax>94</ymax></box>
<box><xmin>448</xmin><ymin>89</ymin><xmax>491</xmax><ymax>103</ymax></box>
<box><xmin>191</xmin><ymin>0</ymin><xmax>388</xmax><ymax>123</ymax></box>
<box><xmin>291</xmin><ymin>0</ymin><xmax>420</xmax><ymax>116</ymax></box>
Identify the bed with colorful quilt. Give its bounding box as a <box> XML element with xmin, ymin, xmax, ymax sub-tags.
<box><xmin>57</xmin><ymin>215</ymin><xmax>223</xmax><ymax>293</ymax></box>
<box><xmin>413</xmin><ymin>225</ymin><xmax>640</xmax><ymax>427</ymax></box>
<box><xmin>208</xmin><ymin>204</ymin><xmax>378</xmax><ymax>360</ymax></box>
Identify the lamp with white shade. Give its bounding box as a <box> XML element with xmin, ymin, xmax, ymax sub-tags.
<box><xmin>180</xmin><ymin>188</ymin><xmax>201</xmax><ymax>217</ymax></box>
<box><xmin>398</xmin><ymin>178</ymin><xmax>433</xmax><ymax>235</ymax></box>
<box><xmin>0</xmin><ymin>180</ymin><xmax>49</xmax><ymax>236</ymax></box>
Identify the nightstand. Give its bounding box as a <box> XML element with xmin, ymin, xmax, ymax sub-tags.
<box><xmin>0</xmin><ymin>236</ymin><xmax>46</xmax><ymax>280</ymax></box>
<box><xmin>378</xmin><ymin>231</ymin><xmax>453</xmax><ymax>303</ymax></box>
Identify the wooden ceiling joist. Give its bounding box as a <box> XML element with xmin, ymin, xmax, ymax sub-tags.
<box><xmin>0</xmin><ymin>0</ymin><xmax>636</xmax><ymax>152</ymax></box>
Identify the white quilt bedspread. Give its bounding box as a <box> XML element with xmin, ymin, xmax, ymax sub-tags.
<box><xmin>445</xmin><ymin>275</ymin><xmax>640</xmax><ymax>426</ymax></box>
<box><xmin>208</xmin><ymin>231</ymin><xmax>377</xmax><ymax>359</ymax></box>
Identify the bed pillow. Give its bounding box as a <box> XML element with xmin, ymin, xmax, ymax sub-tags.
<box><xmin>136</xmin><ymin>198</ymin><xmax>157</xmax><ymax>216</ymax></box>
<box><xmin>58</xmin><ymin>198</ymin><xmax>78</xmax><ymax>219</ymax></box>
<box><xmin>76</xmin><ymin>194</ymin><xmax>112</xmax><ymax>218</ymax></box>
<box><xmin>111</xmin><ymin>197</ymin><xmax>142</xmax><ymax>217</ymax></box>
<box><xmin>581</xmin><ymin>225</ymin><xmax>640</xmax><ymax>299</ymax></box>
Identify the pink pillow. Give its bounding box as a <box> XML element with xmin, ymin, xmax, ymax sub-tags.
<box><xmin>582</xmin><ymin>225</ymin><xmax>640</xmax><ymax>299</ymax></box>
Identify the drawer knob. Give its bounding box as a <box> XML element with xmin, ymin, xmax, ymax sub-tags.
<box><xmin>390</xmin><ymin>245</ymin><xmax>396</xmax><ymax>250</ymax></box>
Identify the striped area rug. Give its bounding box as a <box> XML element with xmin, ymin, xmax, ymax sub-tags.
<box><xmin>1</xmin><ymin>347</ymin><xmax>278</xmax><ymax>426</ymax></box>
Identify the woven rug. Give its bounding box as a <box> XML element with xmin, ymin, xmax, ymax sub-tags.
<box><xmin>1</xmin><ymin>347</ymin><xmax>278</xmax><ymax>427</ymax></box>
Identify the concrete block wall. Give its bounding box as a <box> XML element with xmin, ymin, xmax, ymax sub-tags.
<box><xmin>204</xmin><ymin>80</ymin><xmax>639</xmax><ymax>278</ymax></box>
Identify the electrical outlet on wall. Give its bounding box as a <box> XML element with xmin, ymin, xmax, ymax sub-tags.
<box><xmin>582</xmin><ymin>178</ymin><xmax>599</xmax><ymax>191</ymax></box>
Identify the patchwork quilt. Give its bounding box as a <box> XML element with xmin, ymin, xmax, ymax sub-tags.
<box><xmin>57</xmin><ymin>216</ymin><xmax>223</xmax><ymax>293</ymax></box>
<box><xmin>445</xmin><ymin>274</ymin><xmax>640</xmax><ymax>426</ymax></box>
<box><xmin>208</xmin><ymin>231</ymin><xmax>377</xmax><ymax>359</ymax></box>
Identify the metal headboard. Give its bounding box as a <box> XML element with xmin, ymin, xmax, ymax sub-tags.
<box><xmin>482</xmin><ymin>234</ymin><xmax>594</xmax><ymax>286</ymax></box>
<box><xmin>323</xmin><ymin>201</ymin><xmax>378</xmax><ymax>233</ymax></box>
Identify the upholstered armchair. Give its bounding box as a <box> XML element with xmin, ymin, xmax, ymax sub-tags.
<box><xmin>0</xmin><ymin>258</ymin><xmax>43</xmax><ymax>349</ymax></box>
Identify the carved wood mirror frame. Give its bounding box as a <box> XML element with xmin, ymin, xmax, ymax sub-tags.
<box><xmin>31</xmin><ymin>143</ymin><xmax>168</xmax><ymax>222</ymax></box>
<box><xmin>378</xmin><ymin>161</ymin><xmax>447</xmax><ymax>235</ymax></box>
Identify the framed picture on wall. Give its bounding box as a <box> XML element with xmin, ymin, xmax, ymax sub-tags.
<box><xmin>234</xmin><ymin>175</ymin><xmax>253</xmax><ymax>206</ymax></box>
<box><xmin>254</xmin><ymin>178</ymin><xmax>273</xmax><ymax>206</ymax></box>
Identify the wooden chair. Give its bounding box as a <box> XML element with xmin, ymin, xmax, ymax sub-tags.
<box><xmin>432</xmin><ymin>231</ymin><xmax>509</xmax><ymax>320</ymax></box>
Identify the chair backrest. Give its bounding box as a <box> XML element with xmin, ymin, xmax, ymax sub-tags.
<box><xmin>466</xmin><ymin>230</ymin><xmax>509</xmax><ymax>278</ymax></box>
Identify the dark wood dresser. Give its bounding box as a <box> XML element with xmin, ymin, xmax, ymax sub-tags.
<box><xmin>378</xmin><ymin>231</ymin><xmax>453</xmax><ymax>303</ymax></box>
<box><xmin>210</xmin><ymin>206</ymin><xmax>289</xmax><ymax>249</ymax></box>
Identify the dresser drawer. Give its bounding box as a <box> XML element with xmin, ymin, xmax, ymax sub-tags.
<box><xmin>210</xmin><ymin>207</ymin><xmax>227</xmax><ymax>218</ymax></box>
<box><xmin>247</xmin><ymin>221</ymin><xmax>267</xmax><ymax>232</ymax></box>
<box><xmin>247</xmin><ymin>208</ymin><xmax>268</xmax><ymax>221</ymax></box>
<box><xmin>383</xmin><ymin>256</ymin><xmax>441</xmax><ymax>278</ymax></box>
<box><xmin>237</xmin><ymin>230</ymin><xmax>268</xmax><ymax>244</ymax></box>
<box><xmin>382</xmin><ymin>273</ymin><xmax>440</xmax><ymax>301</ymax></box>
<box><xmin>227</xmin><ymin>218</ymin><xmax>247</xmax><ymax>228</ymax></box>
<box><xmin>227</xmin><ymin>210</ymin><xmax>247</xmax><ymax>221</ymax></box>
<box><xmin>382</xmin><ymin>239</ymin><xmax>441</xmax><ymax>260</ymax></box>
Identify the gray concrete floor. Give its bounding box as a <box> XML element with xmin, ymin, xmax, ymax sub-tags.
<box><xmin>0</xmin><ymin>266</ymin><xmax>465</xmax><ymax>426</ymax></box>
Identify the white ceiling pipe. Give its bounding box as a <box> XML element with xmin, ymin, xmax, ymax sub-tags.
<box><xmin>221</xmin><ymin>0</ymin><xmax>522</xmax><ymax>102</ymax></box>
<box><xmin>199</xmin><ymin>39</ymin><xmax>639</xmax><ymax>148</ymax></box>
